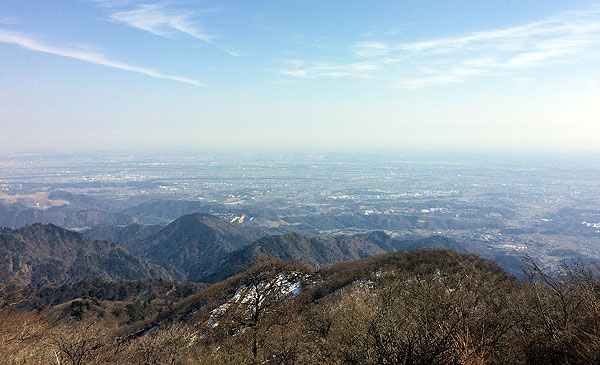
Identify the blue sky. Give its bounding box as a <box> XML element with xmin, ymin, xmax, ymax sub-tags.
<box><xmin>1</xmin><ymin>1</ymin><xmax>599</xmax><ymax>152</ymax></box>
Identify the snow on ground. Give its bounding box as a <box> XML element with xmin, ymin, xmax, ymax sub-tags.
<box><xmin>206</xmin><ymin>272</ymin><xmax>303</xmax><ymax>329</ymax></box>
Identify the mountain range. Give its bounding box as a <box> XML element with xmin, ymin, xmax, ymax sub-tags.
<box><xmin>0</xmin><ymin>212</ymin><xmax>477</xmax><ymax>287</ymax></box>
<box><xmin>84</xmin><ymin>212</ymin><xmax>468</xmax><ymax>283</ymax></box>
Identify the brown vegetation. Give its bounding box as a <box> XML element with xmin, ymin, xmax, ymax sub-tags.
<box><xmin>2</xmin><ymin>250</ymin><xmax>600</xmax><ymax>364</ymax></box>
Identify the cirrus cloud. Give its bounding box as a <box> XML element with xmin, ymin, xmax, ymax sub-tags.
<box><xmin>0</xmin><ymin>28</ymin><xmax>203</xmax><ymax>86</ymax></box>
<box><xmin>280</xmin><ymin>7</ymin><xmax>600</xmax><ymax>89</ymax></box>
<box><xmin>109</xmin><ymin>3</ymin><xmax>213</xmax><ymax>42</ymax></box>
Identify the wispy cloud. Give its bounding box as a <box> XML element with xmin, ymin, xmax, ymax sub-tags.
<box><xmin>353</xmin><ymin>41</ymin><xmax>391</xmax><ymax>57</ymax></box>
<box><xmin>0</xmin><ymin>28</ymin><xmax>203</xmax><ymax>86</ymax></box>
<box><xmin>96</xmin><ymin>2</ymin><xmax>239</xmax><ymax>56</ymax></box>
<box><xmin>109</xmin><ymin>3</ymin><xmax>212</xmax><ymax>42</ymax></box>
<box><xmin>280</xmin><ymin>7</ymin><xmax>600</xmax><ymax>88</ymax></box>
<box><xmin>280</xmin><ymin>59</ymin><xmax>379</xmax><ymax>79</ymax></box>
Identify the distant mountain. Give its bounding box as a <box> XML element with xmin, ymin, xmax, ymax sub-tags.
<box><xmin>81</xmin><ymin>213</ymin><xmax>472</xmax><ymax>284</ymax></box>
<box><xmin>121</xmin><ymin>200</ymin><xmax>222</xmax><ymax>224</ymax></box>
<box><xmin>242</xmin><ymin>233</ymin><xmax>389</xmax><ymax>265</ymax></box>
<box><xmin>126</xmin><ymin>213</ymin><xmax>264</xmax><ymax>280</ymax></box>
<box><xmin>279</xmin><ymin>213</ymin><xmax>503</xmax><ymax>236</ymax></box>
<box><xmin>284</xmin><ymin>214</ymin><xmax>413</xmax><ymax>233</ymax></box>
<box><xmin>46</xmin><ymin>191</ymin><xmax>119</xmax><ymax>211</ymax></box>
<box><xmin>84</xmin><ymin>223</ymin><xmax>163</xmax><ymax>250</ymax></box>
<box><xmin>0</xmin><ymin>224</ymin><xmax>169</xmax><ymax>286</ymax></box>
<box><xmin>201</xmin><ymin>233</ymin><xmax>379</xmax><ymax>282</ymax></box>
<box><xmin>202</xmin><ymin>231</ymin><xmax>469</xmax><ymax>282</ymax></box>
<box><xmin>0</xmin><ymin>201</ymin><xmax>134</xmax><ymax>230</ymax></box>
<box><xmin>356</xmin><ymin>231</ymin><xmax>467</xmax><ymax>252</ymax></box>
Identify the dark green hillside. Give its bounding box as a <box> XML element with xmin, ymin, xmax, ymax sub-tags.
<box><xmin>0</xmin><ymin>224</ymin><xmax>169</xmax><ymax>286</ymax></box>
<box><xmin>357</xmin><ymin>231</ymin><xmax>467</xmax><ymax>252</ymax></box>
<box><xmin>0</xmin><ymin>190</ymin><xmax>136</xmax><ymax>229</ymax></box>
<box><xmin>200</xmin><ymin>232</ymin><xmax>389</xmax><ymax>282</ymax></box>
<box><xmin>24</xmin><ymin>277</ymin><xmax>203</xmax><ymax>310</ymax></box>
<box><xmin>133</xmin><ymin>213</ymin><xmax>262</xmax><ymax>280</ymax></box>
<box><xmin>202</xmin><ymin>231</ymin><xmax>469</xmax><ymax>283</ymax></box>
<box><xmin>121</xmin><ymin>200</ymin><xmax>220</xmax><ymax>223</ymax></box>
<box><xmin>234</xmin><ymin>233</ymin><xmax>387</xmax><ymax>266</ymax></box>
<box><xmin>84</xmin><ymin>223</ymin><xmax>163</xmax><ymax>252</ymax></box>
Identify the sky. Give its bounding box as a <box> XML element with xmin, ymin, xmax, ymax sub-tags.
<box><xmin>1</xmin><ymin>0</ymin><xmax>600</xmax><ymax>153</ymax></box>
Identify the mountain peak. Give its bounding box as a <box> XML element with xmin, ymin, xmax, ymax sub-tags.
<box><xmin>132</xmin><ymin>213</ymin><xmax>261</xmax><ymax>281</ymax></box>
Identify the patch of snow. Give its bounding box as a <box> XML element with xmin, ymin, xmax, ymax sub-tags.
<box><xmin>205</xmin><ymin>272</ymin><xmax>304</xmax><ymax>329</ymax></box>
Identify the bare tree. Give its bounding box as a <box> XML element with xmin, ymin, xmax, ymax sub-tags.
<box><xmin>49</xmin><ymin>320</ymin><xmax>112</xmax><ymax>365</ymax></box>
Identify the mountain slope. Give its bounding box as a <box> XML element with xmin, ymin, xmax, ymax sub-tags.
<box><xmin>201</xmin><ymin>233</ymin><xmax>388</xmax><ymax>282</ymax></box>
<box><xmin>120</xmin><ymin>200</ymin><xmax>221</xmax><ymax>224</ymax></box>
<box><xmin>241</xmin><ymin>233</ymin><xmax>389</xmax><ymax>266</ymax></box>
<box><xmin>202</xmin><ymin>231</ymin><xmax>469</xmax><ymax>282</ymax></box>
<box><xmin>146</xmin><ymin>249</ymin><xmax>512</xmax><ymax>341</ymax></box>
<box><xmin>81</xmin><ymin>213</ymin><xmax>469</xmax><ymax>284</ymax></box>
<box><xmin>0</xmin><ymin>224</ymin><xmax>169</xmax><ymax>286</ymax></box>
<box><xmin>84</xmin><ymin>223</ymin><xmax>163</xmax><ymax>251</ymax></box>
<box><xmin>133</xmin><ymin>213</ymin><xmax>263</xmax><ymax>280</ymax></box>
<box><xmin>357</xmin><ymin>231</ymin><xmax>467</xmax><ymax>252</ymax></box>
<box><xmin>0</xmin><ymin>201</ymin><xmax>133</xmax><ymax>230</ymax></box>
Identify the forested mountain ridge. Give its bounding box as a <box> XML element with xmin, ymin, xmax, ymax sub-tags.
<box><xmin>84</xmin><ymin>223</ymin><xmax>164</xmax><ymax>251</ymax></box>
<box><xmin>0</xmin><ymin>223</ymin><xmax>169</xmax><ymax>286</ymax></box>
<box><xmin>81</xmin><ymin>214</ymin><xmax>470</xmax><ymax>282</ymax></box>
<box><xmin>122</xmin><ymin>213</ymin><xmax>263</xmax><ymax>280</ymax></box>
